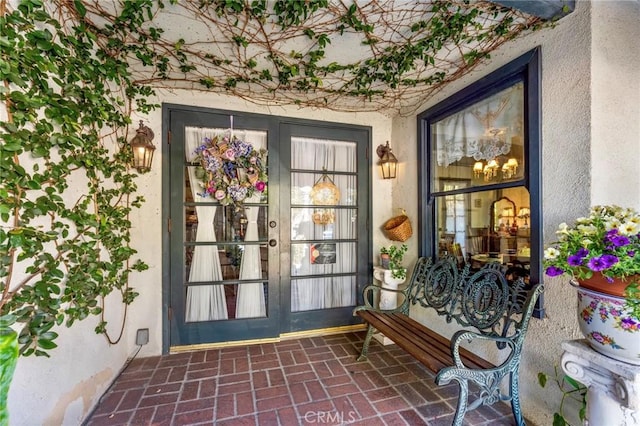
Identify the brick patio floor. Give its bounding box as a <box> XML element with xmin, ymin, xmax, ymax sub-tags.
<box><xmin>85</xmin><ymin>331</ymin><xmax>521</xmax><ymax>425</ymax></box>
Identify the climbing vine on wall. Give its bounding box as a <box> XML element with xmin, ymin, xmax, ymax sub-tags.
<box><xmin>0</xmin><ymin>0</ymin><xmax>159</xmax><ymax>356</ymax></box>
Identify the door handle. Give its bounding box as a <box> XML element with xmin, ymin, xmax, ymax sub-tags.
<box><xmin>269</xmin><ymin>239</ymin><xmax>277</xmax><ymax>247</ymax></box>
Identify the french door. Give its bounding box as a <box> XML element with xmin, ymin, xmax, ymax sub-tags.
<box><xmin>163</xmin><ymin>105</ymin><xmax>371</xmax><ymax>349</ymax></box>
<box><xmin>280</xmin><ymin>123</ymin><xmax>370</xmax><ymax>333</ymax></box>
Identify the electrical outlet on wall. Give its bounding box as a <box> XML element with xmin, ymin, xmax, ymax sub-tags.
<box><xmin>136</xmin><ymin>328</ymin><xmax>149</xmax><ymax>346</ymax></box>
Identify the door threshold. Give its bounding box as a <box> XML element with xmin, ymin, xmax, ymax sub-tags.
<box><xmin>170</xmin><ymin>324</ymin><xmax>366</xmax><ymax>353</ymax></box>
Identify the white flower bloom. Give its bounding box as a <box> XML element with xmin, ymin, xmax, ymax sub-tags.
<box><xmin>619</xmin><ymin>221</ymin><xmax>639</xmax><ymax>236</ymax></box>
<box><xmin>556</xmin><ymin>223</ymin><xmax>570</xmax><ymax>235</ymax></box>
<box><xmin>577</xmin><ymin>224</ymin><xmax>597</xmax><ymax>235</ymax></box>
<box><xmin>604</xmin><ymin>218</ymin><xmax>621</xmax><ymax>231</ymax></box>
<box><xmin>576</xmin><ymin>216</ymin><xmax>590</xmax><ymax>224</ymax></box>
<box><xmin>544</xmin><ymin>247</ymin><xmax>560</xmax><ymax>260</ymax></box>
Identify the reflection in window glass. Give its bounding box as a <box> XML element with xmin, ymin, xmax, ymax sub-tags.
<box><xmin>436</xmin><ymin>186</ymin><xmax>531</xmax><ymax>271</ymax></box>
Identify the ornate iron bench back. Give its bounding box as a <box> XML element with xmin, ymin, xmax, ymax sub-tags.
<box><xmin>404</xmin><ymin>256</ymin><xmax>532</xmax><ymax>341</ymax></box>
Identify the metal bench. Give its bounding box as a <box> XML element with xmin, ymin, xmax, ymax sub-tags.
<box><xmin>354</xmin><ymin>256</ymin><xmax>544</xmax><ymax>426</ymax></box>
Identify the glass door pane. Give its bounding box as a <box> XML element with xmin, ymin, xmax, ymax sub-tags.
<box><xmin>168</xmin><ymin>108</ymin><xmax>370</xmax><ymax>347</ymax></box>
<box><xmin>290</xmin><ymin>137</ymin><xmax>358</xmax><ymax>313</ymax></box>
<box><xmin>184</xmin><ymin>127</ymin><xmax>269</xmax><ymax>321</ymax></box>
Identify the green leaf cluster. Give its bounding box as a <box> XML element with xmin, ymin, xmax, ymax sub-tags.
<box><xmin>380</xmin><ymin>244</ymin><xmax>408</xmax><ymax>280</ymax></box>
<box><xmin>1</xmin><ymin>0</ymin><xmax>155</xmax><ymax>356</ymax></box>
<box><xmin>538</xmin><ymin>367</ymin><xmax>587</xmax><ymax>426</ymax></box>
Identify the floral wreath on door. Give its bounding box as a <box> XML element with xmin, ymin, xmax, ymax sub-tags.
<box><xmin>193</xmin><ymin>134</ymin><xmax>268</xmax><ymax>210</ymax></box>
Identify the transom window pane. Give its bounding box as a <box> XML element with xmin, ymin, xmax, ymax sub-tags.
<box><xmin>430</xmin><ymin>82</ymin><xmax>525</xmax><ymax>193</ymax></box>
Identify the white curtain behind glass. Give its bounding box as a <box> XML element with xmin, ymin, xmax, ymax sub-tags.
<box><xmin>235</xmin><ymin>131</ymin><xmax>267</xmax><ymax>318</ymax></box>
<box><xmin>291</xmin><ymin>137</ymin><xmax>356</xmax><ymax>312</ymax></box>
<box><xmin>184</xmin><ymin>127</ymin><xmax>228</xmax><ymax>321</ymax></box>
<box><xmin>435</xmin><ymin>86</ymin><xmax>522</xmax><ymax>167</ymax></box>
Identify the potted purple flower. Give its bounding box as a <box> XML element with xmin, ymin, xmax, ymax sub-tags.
<box><xmin>543</xmin><ymin>205</ymin><xmax>640</xmax><ymax>364</ymax></box>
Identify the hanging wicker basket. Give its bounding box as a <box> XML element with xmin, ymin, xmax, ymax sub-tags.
<box><xmin>384</xmin><ymin>214</ymin><xmax>412</xmax><ymax>242</ymax></box>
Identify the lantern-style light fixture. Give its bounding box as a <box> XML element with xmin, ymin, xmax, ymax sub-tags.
<box><xmin>376</xmin><ymin>141</ymin><xmax>398</xmax><ymax>179</ymax></box>
<box><xmin>129</xmin><ymin>120</ymin><xmax>155</xmax><ymax>173</ymax></box>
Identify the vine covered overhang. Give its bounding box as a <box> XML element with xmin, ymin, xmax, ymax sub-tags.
<box><xmin>72</xmin><ymin>0</ymin><xmax>564</xmax><ymax>115</ymax></box>
<box><xmin>0</xmin><ymin>0</ymin><xmax>569</xmax><ymax>355</ymax></box>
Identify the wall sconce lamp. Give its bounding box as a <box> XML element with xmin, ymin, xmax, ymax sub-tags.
<box><xmin>129</xmin><ymin>120</ymin><xmax>155</xmax><ymax>173</ymax></box>
<box><xmin>376</xmin><ymin>141</ymin><xmax>398</xmax><ymax>179</ymax></box>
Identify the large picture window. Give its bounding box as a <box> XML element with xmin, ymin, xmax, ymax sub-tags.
<box><xmin>418</xmin><ymin>48</ymin><xmax>543</xmax><ymax>317</ymax></box>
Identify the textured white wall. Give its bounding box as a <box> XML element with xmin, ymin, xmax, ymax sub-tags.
<box><xmin>392</xmin><ymin>1</ymin><xmax>640</xmax><ymax>425</ymax></box>
<box><xmin>591</xmin><ymin>0</ymin><xmax>640</xmax><ymax>207</ymax></box>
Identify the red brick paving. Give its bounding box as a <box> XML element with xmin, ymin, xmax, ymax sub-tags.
<box><xmin>86</xmin><ymin>332</ymin><xmax>521</xmax><ymax>425</ymax></box>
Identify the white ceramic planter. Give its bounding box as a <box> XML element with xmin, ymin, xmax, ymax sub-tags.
<box><xmin>577</xmin><ymin>287</ymin><xmax>640</xmax><ymax>365</ymax></box>
<box><xmin>373</xmin><ymin>267</ymin><xmax>406</xmax><ymax>310</ymax></box>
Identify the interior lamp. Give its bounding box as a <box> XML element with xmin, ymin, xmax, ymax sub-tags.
<box><xmin>129</xmin><ymin>120</ymin><xmax>155</xmax><ymax>173</ymax></box>
<box><xmin>502</xmin><ymin>157</ymin><xmax>519</xmax><ymax>178</ymax></box>
<box><xmin>483</xmin><ymin>159</ymin><xmax>499</xmax><ymax>181</ymax></box>
<box><xmin>376</xmin><ymin>141</ymin><xmax>398</xmax><ymax>179</ymax></box>
<box><xmin>518</xmin><ymin>207</ymin><xmax>531</xmax><ymax>226</ymax></box>
<box><xmin>473</xmin><ymin>161</ymin><xmax>484</xmax><ymax>178</ymax></box>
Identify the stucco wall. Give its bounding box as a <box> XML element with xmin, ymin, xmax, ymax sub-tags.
<box><xmin>591</xmin><ymin>0</ymin><xmax>640</xmax><ymax>207</ymax></box>
<box><xmin>391</xmin><ymin>1</ymin><xmax>640</xmax><ymax>425</ymax></box>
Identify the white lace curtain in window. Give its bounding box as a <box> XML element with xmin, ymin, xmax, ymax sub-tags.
<box><xmin>435</xmin><ymin>87</ymin><xmax>521</xmax><ymax>167</ymax></box>
<box><xmin>290</xmin><ymin>137</ymin><xmax>356</xmax><ymax>312</ymax></box>
<box><xmin>184</xmin><ymin>127</ymin><xmax>228</xmax><ymax>322</ymax></box>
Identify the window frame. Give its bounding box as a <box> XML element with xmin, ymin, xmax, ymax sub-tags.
<box><xmin>417</xmin><ymin>47</ymin><xmax>543</xmax><ymax>317</ymax></box>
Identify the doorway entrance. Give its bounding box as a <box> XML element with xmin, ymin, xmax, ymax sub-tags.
<box><xmin>163</xmin><ymin>105</ymin><xmax>371</xmax><ymax>349</ymax></box>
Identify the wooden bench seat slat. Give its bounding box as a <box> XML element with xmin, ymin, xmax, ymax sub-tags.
<box><xmin>354</xmin><ymin>256</ymin><xmax>544</xmax><ymax>426</ymax></box>
<box><xmin>389</xmin><ymin>312</ymin><xmax>495</xmax><ymax>370</ymax></box>
<box><xmin>358</xmin><ymin>311</ymin><xmax>452</xmax><ymax>371</ymax></box>
<box><xmin>390</xmin><ymin>315</ymin><xmax>495</xmax><ymax>369</ymax></box>
<box><xmin>357</xmin><ymin>310</ymin><xmax>449</xmax><ymax>371</ymax></box>
<box><xmin>356</xmin><ymin>310</ymin><xmax>494</xmax><ymax>372</ymax></box>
